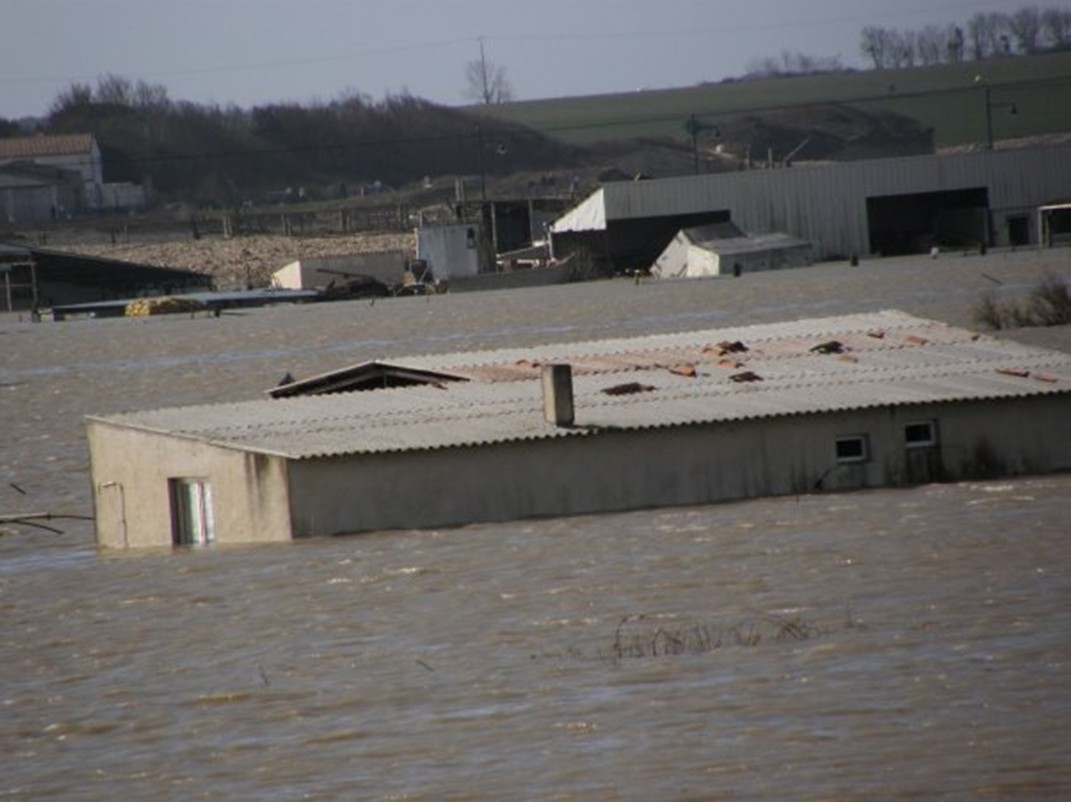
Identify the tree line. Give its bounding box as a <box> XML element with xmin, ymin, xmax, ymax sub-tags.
<box><xmin>860</xmin><ymin>6</ymin><xmax>1071</xmax><ymax>70</ymax></box>
<box><xmin>34</xmin><ymin>75</ymin><xmax>579</xmax><ymax>204</ymax></box>
<box><xmin>743</xmin><ymin>5</ymin><xmax>1071</xmax><ymax>78</ymax></box>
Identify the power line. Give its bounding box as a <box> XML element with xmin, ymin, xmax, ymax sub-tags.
<box><xmin>0</xmin><ymin>1</ymin><xmax>1022</xmax><ymax>92</ymax></box>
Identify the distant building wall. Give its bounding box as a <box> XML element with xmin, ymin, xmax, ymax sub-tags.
<box><xmin>0</xmin><ymin>180</ymin><xmax>56</xmax><ymax>225</ymax></box>
<box><xmin>416</xmin><ymin>225</ymin><xmax>482</xmax><ymax>278</ymax></box>
<box><xmin>283</xmin><ymin>395</ymin><xmax>1071</xmax><ymax>538</ymax></box>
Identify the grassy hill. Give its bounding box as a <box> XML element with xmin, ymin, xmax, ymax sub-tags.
<box><xmin>479</xmin><ymin>51</ymin><xmax>1071</xmax><ymax>150</ymax></box>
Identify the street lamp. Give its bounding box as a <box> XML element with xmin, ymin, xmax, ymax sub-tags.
<box><xmin>981</xmin><ymin>83</ymin><xmax>1018</xmax><ymax>150</ymax></box>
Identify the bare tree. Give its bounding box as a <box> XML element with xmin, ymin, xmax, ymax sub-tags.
<box><xmin>464</xmin><ymin>37</ymin><xmax>513</xmax><ymax>105</ymax></box>
<box><xmin>49</xmin><ymin>82</ymin><xmax>93</xmax><ymax>116</ymax></box>
<box><xmin>947</xmin><ymin>25</ymin><xmax>966</xmax><ymax>62</ymax></box>
<box><xmin>95</xmin><ymin>73</ymin><xmax>136</xmax><ymax>106</ymax></box>
<box><xmin>916</xmin><ymin>25</ymin><xmax>947</xmax><ymax>65</ymax></box>
<box><xmin>746</xmin><ymin>51</ymin><xmax>843</xmax><ymax>77</ymax></box>
<box><xmin>967</xmin><ymin>13</ymin><xmax>994</xmax><ymax>59</ymax></box>
<box><xmin>966</xmin><ymin>12</ymin><xmax>1011</xmax><ymax>58</ymax></box>
<box><xmin>1043</xmin><ymin>7</ymin><xmax>1071</xmax><ymax>48</ymax></box>
<box><xmin>894</xmin><ymin>29</ymin><xmax>918</xmax><ymax>67</ymax></box>
<box><xmin>1009</xmin><ymin>6</ymin><xmax>1044</xmax><ymax>53</ymax></box>
<box><xmin>860</xmin><ymin>26</ymin><xmax>895</xmax><ymax>69</ymax></box>
<box><xmin>987</xmin><ymin>13</ymin><xmax>1014</xmax><ymax>55</ymax></box>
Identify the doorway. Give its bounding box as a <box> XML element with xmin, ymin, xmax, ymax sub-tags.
<box><xmin>169</xmin><ymin>478</ymin><xmax>216</xmax><ymax>545</ymax></box>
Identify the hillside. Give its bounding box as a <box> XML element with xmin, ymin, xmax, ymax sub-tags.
<box><xmin>481</xmin><ymin>51</ymin><xmax>1071</xmax><ymax>152</ymax></box>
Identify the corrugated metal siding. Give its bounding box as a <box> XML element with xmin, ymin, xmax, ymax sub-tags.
<box><xmin>92</xmin><ymin>311</ymin><xmax>1071</xmax><ymax>461</ymax></box>
<box><xmin>585</xmin><ymin>145</ymin><xmax>1071</xmax><ymax>258</ymax></box>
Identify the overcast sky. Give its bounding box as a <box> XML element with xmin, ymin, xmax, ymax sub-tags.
<box><xmin>1</xmin><ymin>0</ymin><xmax>1039</xmax><ymax>119</ymax></box>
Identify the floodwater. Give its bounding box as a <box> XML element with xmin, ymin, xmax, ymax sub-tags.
<box><xmin>2</xmin><ymin>250</ymin><xmax>1070</xmax><ymax>799</ymax></box>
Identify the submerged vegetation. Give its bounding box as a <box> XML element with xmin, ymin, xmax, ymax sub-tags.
<box><xmin>973</xmin><ymin>273</ymin><xmax>1071</xmax><ymax>329</ymax></box>
<box><xmin>601</xmin><ymin>612</ymin><xmax>835</xmax><ymax>663</ymax></box>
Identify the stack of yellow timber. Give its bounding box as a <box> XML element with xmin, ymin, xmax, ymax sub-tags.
<box><xmin>125</xmin><ymin>297</ymin><xmax>207</xmax><ymax>317</ymax></box>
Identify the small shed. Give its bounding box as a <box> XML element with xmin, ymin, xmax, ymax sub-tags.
<box><xmin>272</xmin><ymin>251</ymin><xmax>408</xmax><ymax>290</ymax></box>
<box><xmin>651</xmin><ymin>224</ymin><xmax>812</xmax><ymax>278</ymax></box>
<box><xmin>85</xmin><ymin>310</ymin><xmax>1071</xmax><ymax>549</ymax></box>
<box><xmin>416</xmin><ymin>224</ymin><xmax>484</xmax><ymax>279</ymax></box>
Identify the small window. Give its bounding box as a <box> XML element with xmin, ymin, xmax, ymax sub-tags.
<box><xmin>835</xmin><ymin>435</ymin><xmax>869</xmax><ymax>463</ymax></box>
<box><xmin>169</xmin><ymin>478</ymin><xmax>215</xmax><ymax>546</ymax></box>
<box><xmin>905</xmin><ymin>421</ymin><xmax>937</xmax><ymax>448</ymax></box>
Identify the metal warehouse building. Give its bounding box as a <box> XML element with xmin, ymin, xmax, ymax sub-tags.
<box><xmin>551</xmin><ymin>144</ymin><xmax>1071</xmax><ymax>270</ymax></box>
<box><xmin>86</xmin><ymin>310</ymin><xmax>1071</xmax><ymax>549</ymax></box>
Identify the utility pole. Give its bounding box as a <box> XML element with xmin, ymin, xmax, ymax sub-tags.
<box><xmin>980</xmin><ymin>80</ymin><xmax>1017</xmax><ymax>150</ymax></box>
<box><xmin>477</xmin><ymin>125</ymin><xmax>486</xmax><ymax>202</ymax></box>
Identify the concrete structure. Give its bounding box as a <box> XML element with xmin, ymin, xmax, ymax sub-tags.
<box><xmin>0</xmin><ymin>134</ymin><xmax>146</xmax><ymax>219</ymax></box>
<box><xmin>551</xmin><ymin>144</ymin><xmax>1071</xmax><ymax>270</ymax></box>
<box><xmin>651</xmin><ymin>223</ymin><xmax>811</xmax><ymax>278</ymax></box>
<box><xmin>272</xmin><ymin>252</ymin><xmax>408</xmax><ymax>290</ymax></box>
<box><xmin>416</xmin><ymin>224</ymin><xmax>483</xmax><ymax>279</ymax></box>
<box><xmin>86</xmin><ymin>310</ymin><xmax>1071</xmax><ymax>549</ymax></box>
<box><xmin>0</xmin><ymin>164</ymin><xmax>84</xmax><ymax>225</ymax></box>
<box><xmin>0</xmin><ymin>134</ymin><xmax>103</xmax><ymax>214</ymax></box>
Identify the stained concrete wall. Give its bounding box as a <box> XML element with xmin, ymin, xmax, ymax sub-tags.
<box><xmin>86</xmin><ymin>421</ymin><xmax>292</xmax><ymax>549</ymax></box>
<box><xmin>285</xmin><ymin>395</ymin><xmax>1071</xmax><ymax>538</ymax></box>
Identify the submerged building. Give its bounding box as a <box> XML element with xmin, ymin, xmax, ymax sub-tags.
<box><xmin>86</xmin><ymin>310</ymin><xmax>1071</xmax><ymax>549</ymax></box>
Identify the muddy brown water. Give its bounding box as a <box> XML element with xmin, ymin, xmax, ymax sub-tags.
<box><xmin>2</xmin><ymin>250</ymin><xmax>1070</xmax><ymax>799</ymax></box>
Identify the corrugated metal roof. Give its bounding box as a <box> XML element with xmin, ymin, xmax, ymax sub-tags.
<box><xmin>90</xmin><ymin>311</ymin><xmax>1071</xmax><ymax>460</ymax></box>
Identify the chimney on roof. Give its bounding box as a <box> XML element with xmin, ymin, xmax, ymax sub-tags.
<box><xmin>541</xmin><ymin>363</ymin><xmax>574</xmax><ymax>427</ymax></box>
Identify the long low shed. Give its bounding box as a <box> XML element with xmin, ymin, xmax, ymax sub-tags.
<box><xmin>86</xmin><ymin>310</ymin><xmax>1071</xmax><ymax>548</ymax></box>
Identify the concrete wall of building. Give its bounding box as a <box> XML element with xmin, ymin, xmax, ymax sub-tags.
<box><xmin>285</xmin><ymin>395</ymin><xmax>1071</xmax><ymax>538</ymax></box>
<box><xmin>416</xmin><ymin>225</ymin><xmax>482</xmax><ymax>278</ymax></box>
<box><xmin>87</xmin><ymin>421</ymin><xmax>293</xmax><ymax>548</ymax></box>
<box><xmin>0</xmin><ymin>182</ymin><xmax>56</xmax><ymax>225</ymax></box>
<box><xmin>87</xmin><ymin>391</ymin><xmax>1071</xmax><ymax>547</ymax></box>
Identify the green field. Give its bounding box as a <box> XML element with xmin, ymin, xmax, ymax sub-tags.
<box><xmin>481</xmin><ymin>51</ymin><xmax>1071</xmax><ymax>150</ymax></box>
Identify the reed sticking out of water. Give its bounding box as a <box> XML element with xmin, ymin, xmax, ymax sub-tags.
<box><xmin>605</xmin><ymin>613</ymin><xmax>821</xmax><ymax>662</ymax></box>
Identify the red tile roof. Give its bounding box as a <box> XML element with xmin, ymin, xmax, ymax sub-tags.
<box><xmin>0</xmin><ymin>134</ymin><xmax>96</xmax><ymax>159</ymax></box>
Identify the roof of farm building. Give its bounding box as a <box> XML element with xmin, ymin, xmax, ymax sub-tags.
<box><xmin>0</xmin><ymin>133</ymin><xmax>96</xmax><ymax>159</ymax></box>
<box><xmin>88</xmin><ymin>310</ymin><xmax>1071</xmax><ymax>460</ymax></box>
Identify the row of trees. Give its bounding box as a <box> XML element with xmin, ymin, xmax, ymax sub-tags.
<box><xmin>861</xmin><ymin>6</ymin><xmax>1071</xmax><ymax>70</ymax></box>
<box><xmin>42</xmin><ymin>75</ymin><xmax>577</xmax><ymax>203</ymax></box>
<box><xmin>745</xmin><ymin>51</ymin><xmax>846</xmax><ymax>79</ymax></box>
